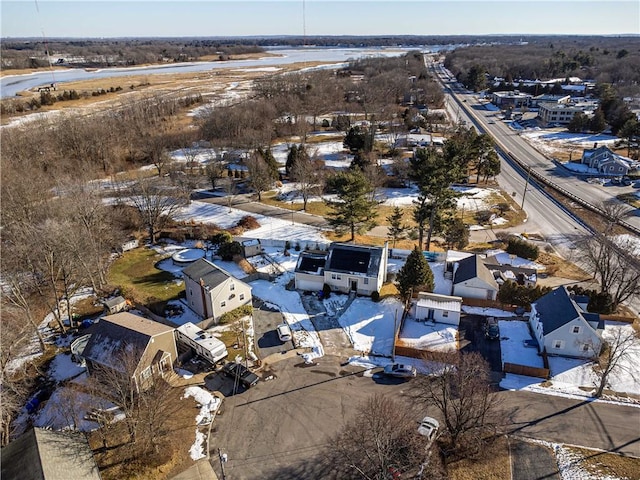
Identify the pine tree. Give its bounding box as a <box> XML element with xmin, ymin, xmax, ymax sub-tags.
<box><xmin>386</xmin><ymin>206</ymin><xmax>407</xmax><ymax>248</ymax></box>
<box><xmin>396</xmin><ymin>246</ymin><xmax>434</xmax><ymax>300</ymax></box>
<box><xmin>325</xmin><ymin>169</ymin><xmax>378</xmax><ymax>241</ymax></box>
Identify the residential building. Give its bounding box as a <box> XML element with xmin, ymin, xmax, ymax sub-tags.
<box><xmin>451</xmin><ymin>254</ymin><xmax>499</xmax><ymax>300</ymax></box>
<box><xmin>294</xmin><ymin>242</ymin><xmax>389</xmax><ymax>296</ymax></box>
<box><xmin>529</xmin><ymin>286</ymin><xmax>603</xmax><ymax>358</ymax></box>
<box><xmin>581</xmin><ymin>145</ymin><xmax>630</xmax><ymax>176</ymax></box>
<box><xmin>183</xmin><ymin>258</ymin><xmax>252</xmax><ymax>328</ymax></box>
<box><xmin>538</xmin><ymin>100</ymin><xmax>598</xmax><ymax>126</ymax></box>
<box><xmin>414</xmin><ymin>292</ymin><xmax>462</xmax><ymax>326</ymax></box>
<box><xmin>1</xmin><ymin>427</ymin><xmax>101</xmax><ymax>480</ymax></box>
<box><xmin>80</xmin><ymin>312</ymin><xmax>178</xmax><ymax>391</ymax></box>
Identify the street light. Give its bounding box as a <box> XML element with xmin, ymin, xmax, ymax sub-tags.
<box><xmin>521</xmin><ymin>165</ymin><xmax>531</xmax><ymax>210</ymax></box>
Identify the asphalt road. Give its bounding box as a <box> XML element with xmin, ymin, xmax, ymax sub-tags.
<box><xmin>509</xmin><ymin>437</ymin><xmax>560</xmax><ymax>480</ymax></box>
<box><xmin>207</xmin><ymin>355</ymin><xmax>640</xmax><ymax>480</ymax></box>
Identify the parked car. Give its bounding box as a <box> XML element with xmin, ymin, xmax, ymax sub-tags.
<box><xmin>221</xmin><ymin>362</ymin><xmax>259</xmax><ymax>388</ymax></box>
<box><xmin>383</xmin><ymin>363</ymin><xmax>417</xmax><ymax>378</ymax></box>
<box><xmin>276</xmin><ymin>323</ymin><xmax>292</xmax><ymax>342</ymax></box>
<box><xmin>485</xmin><ymin>318</ymin><xmax>500</xmax><ymax>340</ymax></box>
<box><xmin>417</xmin><ymin>416</ymin><xmax>440</xmax><ymax>441</ymax></box>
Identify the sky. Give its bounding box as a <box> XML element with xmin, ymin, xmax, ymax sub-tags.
<box><xmin>1</xmin><ymin>1</ymin><xmax>638</xmax><ymax>38</ymax></box>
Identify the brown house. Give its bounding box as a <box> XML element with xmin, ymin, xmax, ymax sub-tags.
<box><xmin>80</xmin><ymin>312</ymin><xmax>177</xmax><ymax>391</ymax></box>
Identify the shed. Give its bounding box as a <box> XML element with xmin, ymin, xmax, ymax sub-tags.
<box><xmin>103</xmin><ymin>295</ymin><xmax>127</xmax><ymax>314</ymax></box>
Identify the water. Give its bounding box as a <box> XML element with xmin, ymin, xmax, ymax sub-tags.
<box><xmin>1</xmin><ymin>46</ymin><xmax>443</xmax><ymax>98</ymax></box>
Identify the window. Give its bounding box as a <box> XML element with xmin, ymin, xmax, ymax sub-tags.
<box><xmin>331</xmin><ymin>274</ymin><xmax>341</xmax><ymax>280</ymax></box>
<box><xmin>239</xmin><ymin>293</ymin><xmax>245</xmax><ymax>301</ymax></box>
<box><xmin>364</xmin><ymin>278</ymin><xmax>369</xmax><ymax>285</ymax></box>
<box><xmin>229</xmin><ymin>294</ymin><xmax>235</xmax><ymax>300</ymax></box>
<box><xmin>220</xmin><ymin>301</ymin><xmax>226</xmax><ymax>308</ymax></box>
<box><xmin>572</xmin><ymin>326</ymin><xmax>580</xmax><ymax>334</ymax></box>
<box><xmin>189</xmin><ymin>289</ymin><xmax>192</xmax><ymax>296</ymax></box>
<box><xmin>140</xmin><ymin>366</ymin><xmax>152</xmax><ymax>381</ymax></box>
<box><xmin>443</xmin><ymin>311</ymin><xmax>449</xmax><ymax>317</ymax></box>
<box><xmin>230</xmin><ymin>283</ymin><xmax>235</xmax><ymax>291</ymax></box>
<box><xmin>553</xmin><ymin>340</ymin><xmax>564</xmax><ymax>349</ymax></box>
<box><xmin>582</xmin><ymin>344</ymin><xmax>590</xmax><ymax>352</ymax></box>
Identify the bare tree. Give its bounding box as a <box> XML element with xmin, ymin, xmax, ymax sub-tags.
<box><xmin>289</xmin><ymin>151</ymin><xmax>324</xmax><ymax>211</ymax></box>
<box><xmin>245</xmin><ymin>150</ymin><xmax>276</xmax><ymax>201</ymax></box>
<box><xmin>125</xmin><ymin>176</ymin><xmax>188</xmax><ymax>244</ymax></box>
<box><xmin>204</xmin><ymin>151</ymin><xmax>227</xmax><ymax>191</ymax></box>
<box><xmin>327</xmin><ymin>394</ymin><xmax>443</xmax><ymax>480</ymax></box>
<box><xmin>411</xmin><ymin>351</ymin><xmax>502</xmax><ymax>454</ymax></box>
<box><xmin>592</xmin><ymin>326</ymin><xmax>638</xmax><ymax>397</ymax></box>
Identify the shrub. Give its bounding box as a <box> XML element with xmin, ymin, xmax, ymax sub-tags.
<box><xmin>506</xmin><ymin>237</ymin><xmax>539</xmax><ymax>260</ymax></box>
<box><xmin>218</xmin><ymin>304</ymin><xmax>253</xmax><ymax>325</ymax></box>
<box><xmin>237</xmin><ymin>215</ymin><xmax>260</xmax><ymax>230</ymax></box>
<box><xmin>211</xmin><ymin>231</ymin><xmax>233</xmax><ymax>247</ymax></box>
<box><xmin>371</xmin><ymin>291</ymin><xmax>380</xmax><ymax>302</ymax></box>
<box><xmin>322</xmin><ymin>283</ymin><xmax>331</xmax><ymax>299</ymax></box>
<box><xmin>218</xmin><ymin>241</ymin><xmax>243</xmax><ymax>261</ymax></box>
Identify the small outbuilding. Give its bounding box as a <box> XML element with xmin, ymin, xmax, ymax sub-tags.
<box><xmin>103</xmin><ymin>295</ymin><xmax>127</xmax><ymax>314</ymax></box>
<box><xmin>414</xmin><ymin>292</ymin><xmax>463</xmax><ymax>326</ymax></box>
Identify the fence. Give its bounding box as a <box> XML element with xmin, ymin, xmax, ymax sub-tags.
<box><xmin>461</xmin><ymin>297</ymin><xmax>522</xmax><ymax>312</ymax></box>
<box><xmin>503</xmin><ymin>362</ymin><xmax>549</xmax><ymax>379</ymax></box>
<box><xmin>599</xmin><ymin>314</ymin><xmax>637</xmax><ymax>324</ymax></box>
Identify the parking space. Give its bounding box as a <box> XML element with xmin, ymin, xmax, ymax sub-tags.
<box><xmin>252</xmin><ymin>299</ymin><xmax>294</xmax><ymax>359</ymax></box>
<box><xmin>458</xmin><ymin>314</ymin><xmax>503</xmax><ymax>374</ymax></box>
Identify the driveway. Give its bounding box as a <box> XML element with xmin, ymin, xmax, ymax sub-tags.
<box><xmin>509</xmin><ymin>437</ymin><xmax>560</xmax><ymax>480</ymax></box>
<box><xmin>458</xmin><ymin>314</ymin><xmax>503</xmax><ymax>375</ymax></box>
<box><xmin>252</xmin><ymin>299</ymin><xmax>293</xmax><ymax>359</ymax></box>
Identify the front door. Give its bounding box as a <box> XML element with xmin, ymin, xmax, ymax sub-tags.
<box><xmin>351</xmin><ymin>280</ymin><xmax>358</xmax><ymax>292</ymax></box>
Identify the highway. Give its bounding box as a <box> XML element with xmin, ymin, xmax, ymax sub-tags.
<box><xmin>431</xmin><ymin>59</ymin><xmax>640</xmax><ymax>237</ymax></box>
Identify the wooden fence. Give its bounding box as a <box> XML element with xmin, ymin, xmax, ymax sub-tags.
<box><xmin>461</xmin><ymin>297</ymin><xmax>524</xmax><ymax>312</ymax></box>
<box><xmin>503</xmin><ymin>362</ymin><xmax>549</xmax><ymax>379</ymax></box>
<box><xmin>600</xmin><ymin>314</ymin><xmax>637</xmax><ymax>324</ymax></box>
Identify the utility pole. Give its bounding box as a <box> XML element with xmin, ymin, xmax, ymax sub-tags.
<box><xmin>521</xmin><ymin>165</ymin><xmax>531</xmax><ymax>210</ymax></box>
<box><xmin>218</xmin><ymin>449</ymin><xmax>227</xmax><ymax>480</ymax></box>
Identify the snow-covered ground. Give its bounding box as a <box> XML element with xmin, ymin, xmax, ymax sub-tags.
<box><xmin>500</xmin><ymin>320</ymin><xmax>640</xmax><ymax>404</ymax></box>
<box><xmin>338</xmin><ymin>297</ymin><xmax>402</xmax><ymax>356</ymax></box>
<box><xmin>183</xmin><ymin>386</ymin><xmax>221</xmax><ymax>460</ymax></box>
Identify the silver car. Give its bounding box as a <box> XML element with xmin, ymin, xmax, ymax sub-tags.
<box><xmin>383</xmin><ymin>363</ymin><xmax>417</xmax><ymax>378</ymax></box>
<box><xmin>417</xmin><ymin>416</ymin><xmax>439</xmax><ymax>441</ymax></box>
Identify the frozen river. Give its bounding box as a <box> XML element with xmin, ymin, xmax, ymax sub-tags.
<box><xmin>1</xmin><ymin>46</ymin><xmax>441</xmax><ymax>98</ymax></box>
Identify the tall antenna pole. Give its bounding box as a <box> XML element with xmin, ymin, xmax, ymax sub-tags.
<box><xmin>303</xmin><ymin>0</ymin><xmax>306</xmax><ymax>47</ymax></box>
<box><xmin>34</xmin><ymin>0</ymin><xmax>57</xmax><ymax>87</ymax></box>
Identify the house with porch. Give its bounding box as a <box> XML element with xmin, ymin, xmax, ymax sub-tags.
<box><xmin>80</xmin><ymin>312</ymin><xmax>178</xmax><ymax>392</ymax></box>
<box><xmin>529</xmin><ymin>286</ymin><xmax>603</xmax><ymax>358</ymax></box>
<box><xmin>294</xmin><ymin>242</ymin><xmax>389</xmax><ymax>296</ymax></box>
<box><xmin>183</xmin><ymin>258</ymin><xmax>252</xmax><ymax>329</ymax></box>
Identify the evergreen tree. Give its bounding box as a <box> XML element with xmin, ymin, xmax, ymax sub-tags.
<box><xmin>259</xmin><ymin>147</ymin><xmax>280</xmax><ymax>180</ymax></box>
<box><xmin>325</xmin><ymin>169</ymin><xmax>379</xmax><ymax>241</ymax></box>
<box><xmin>386</xmin><ymin>206</ymin><xmax>407</xmax><ymax>248</ymax></box>
<box><xmin>589</xmin><ymin>109</ymin><xmax>606</xmax><ymax>133</ymax></box>
<box><xmin>396</xmin><ymin>246</ymin><xmax>434</xmax><ymax>300</ymax></box>
<box><xmin>443</xmin><ymin>216</ymin><xmax>469</xmax><ymax>250</ymax></box>
<box><xmin>286</xmin><ymin>144</ymin><xmax>309</xmax><ymax>176</ymax></box>
<box><xmin>343</xmin><ymin>126</ymin><xmax>367</xmax><ymax>153</ymax></box>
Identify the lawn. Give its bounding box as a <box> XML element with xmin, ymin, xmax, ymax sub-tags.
<box><xmin>107</xmin><ymin>247</ymin><xmax>184</xmax><ymax>308</ymax></box>
<box><xmin>446</xmin><ymin>435</ymin><xmax>511</xmax><ymax>480</ymax></box>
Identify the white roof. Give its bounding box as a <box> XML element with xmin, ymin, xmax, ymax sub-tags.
<box><xmin>445</xmin><ymin>250</ymin><xmax>475</xmax><ymax>263</ymax></box>
<box><xmin>177</xmin><ymin>322</ymin><xmax>226</xmax><ymax>352</ymax></box>
<box><xmin>416</xmin><ymin>292</ymin><xmax>462</xmax><ymax>312</ymax></box>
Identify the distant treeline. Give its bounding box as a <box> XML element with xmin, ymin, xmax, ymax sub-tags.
<box><xmin>0</xmin><ymin>39</ymin><xmax>264</xmax><ymax>70</ymax></box>
<box><xmin>443</xmin><ymin>36</ymin><xmax>640</xmax><ymax>97</ymax></box>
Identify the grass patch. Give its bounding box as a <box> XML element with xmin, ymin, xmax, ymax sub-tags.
<box><xmin>446</xmin><ymin>435</ymin><xmax>511</xmax><ymax>480</ymax></box>
<box><xmin>379</xmin><ymin>282</ymin><xmax>399</xmax><ymax>298</ymax></box>
<box><xmin>618</xmin><ymin>192</ymin><xmax>640</xmax><ymax>209</ymax></box>
<box><xmin>537</xmin><ymin>251</ymin><xmax>591</xmax><ymax>280</ymax></box>
<box><xmin>564</xmin><ymin>446</ymin><xmax>640</xmax><ymax>480</ymax></box>
<box><xmin>107</xmin><ymin>247</ymin><xmax>183</xmax><ymax>307</ymax></box>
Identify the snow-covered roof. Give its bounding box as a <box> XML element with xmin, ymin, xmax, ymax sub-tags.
<box><xmin>416</xmin><ymin>292</ymin><xmax>462</xmax><ymax>312</ymax></box>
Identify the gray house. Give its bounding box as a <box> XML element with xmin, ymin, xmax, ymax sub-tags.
<box><xmin>1</xmin><ymin>427</ymin><xmax>101</xmax><ymax>480</ymax></box>
<box><xmin>183</xmin><ymin>258</ymin><xmax>252</xmax><ymax>328</ymax></box>
<box><xmin>581</xmin><ymin>145</ymin><xmax>630</xmax><ymax>176</ymax></box>
<box><xmin>451</xmin><ymin>254</ymin><xmax>499</xmax><ymax>301</ymax></box>
<box><xmin>529</xmin><ymin>286</ymin><xmax>603</xmax><ymax>358</ymax></box>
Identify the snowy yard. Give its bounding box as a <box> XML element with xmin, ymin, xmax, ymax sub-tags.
<box><xmin>399</xmin><ymin>318</ymin><xmax>458</xmax><ymax>352</ymax></box>
<box><xmin>500</xmin><ymin>320</ymin><xmax>640</xmax><ymax>403</ymax></box>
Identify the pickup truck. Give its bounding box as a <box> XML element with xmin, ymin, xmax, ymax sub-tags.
<box><xmin>221</xmin><ymin>362</ymin><xmax>259</xmax><ymax>389</ymax></box>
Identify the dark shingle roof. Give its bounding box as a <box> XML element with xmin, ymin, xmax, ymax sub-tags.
<box><xmin>326</xmin><ymin>243</ymin><xmax>383</xmax><ymax>277</ymax></box>
<box><xmin>1</xmin><ymin>428</ymin><xmax>101</xmax><ymax>480</ymax></box>
<box><xmin>183</xmin><ymin>258</ymin><xmax>231</xmax><ymax>289</ymax></box>
<box><xmin>296</xmin><ymin>251</ymin><xmax>327</xmax><ymax>274</ymax></box>
<box><xmin>534</xmin><ymin>286</ymin><xmax>583</xmax><ymax>335</ymax></box>
<box><xmin>453</xmin><ymin>255</ymin><xmax>497</xmax><ymax>288</ymax></box>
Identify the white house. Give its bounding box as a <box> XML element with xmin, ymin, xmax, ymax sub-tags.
<box><xmin>183</xmin><ymin>258</ymin><xmax>252</xmax><ymax>329</ymax></box>
<box><xmin>294</xmin><ymin>242</ymin><xmax>389</xmax><ymax>296</ymax></box>
<box><xmin>451</xmin><ymin>254</ymin><xmax>499</xmax><ymax>301</ymax></box>
<box><xmin>529</xmin><ymin>286</ymin><xmax>603</xmax><ymax>358</ymax></box>
<box><xmin>414</xmin><ymin>292</ymin><xmax>462</xmax><ymax>326</ymax></box>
